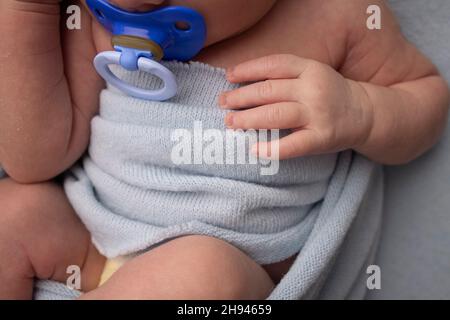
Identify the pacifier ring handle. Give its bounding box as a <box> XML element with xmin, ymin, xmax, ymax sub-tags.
<box><xmin>94</xmin><ymin>51</ymin><xmax>178</xmax><ymax>101</ymax></box>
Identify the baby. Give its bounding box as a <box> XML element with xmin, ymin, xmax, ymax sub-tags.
<box><xmin>0</xmin><ymin>0</ymin><xmax>449</xmax><ymax>300</ymax></box>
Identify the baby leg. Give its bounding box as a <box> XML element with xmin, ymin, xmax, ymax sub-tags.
<box><xmin>0</xmin><ymin>179</ymin><xmax>105</xmax><ymax>299</ymax></box>
<box><xmin>80</xmin><ymin>235</ymin><xmax>275</xmax><ymax>300</ymax></box>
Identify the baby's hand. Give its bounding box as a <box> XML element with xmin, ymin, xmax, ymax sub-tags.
<box><xmin>219</xmin><ymin>54</ymin><xmax>373</xmax><ymax>160</ymax></box>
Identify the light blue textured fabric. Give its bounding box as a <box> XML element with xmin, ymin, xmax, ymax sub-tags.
<box><xmin>34</xmin><ymin>281</ymin><xmax>80</xmax><ymax>300</ymax></box>
<box><xmin>65</xmin><ymin>62</ymin><xmax>336</xmax><ymax>264</ymax></box>
<box><xmin>34</xmin><ymin>61</ymin><xmax>380</xmax><ymax>300</ymax></box>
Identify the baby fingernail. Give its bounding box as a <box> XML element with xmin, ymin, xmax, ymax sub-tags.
<box><xmin>219</xmin><ymin>94</ymin><xmax>228</xmax><ymax>108</ymax></box>
<box><xmin>226</xmin><ymin>67</ymin><xmax>235</xmax><ymax>80</ymax></box>
<box><xmin>225</xmin><ymin>113</ymin><xmax>234</xmax><ymax>127</ymax></box>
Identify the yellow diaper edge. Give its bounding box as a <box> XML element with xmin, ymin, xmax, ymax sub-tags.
<box><xmin>99</xmin><ymin>255</ymin><xmax>133</xmax><ymax>287</ymax></box>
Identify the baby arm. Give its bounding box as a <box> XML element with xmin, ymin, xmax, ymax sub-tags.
<box><xmin>339</xmin><ymin>1</ymin><xmax>449</xmax><ymax>164</ymax></box>
<box><xmin>220</xmin><ymin>2</ymin><xmax>449</xmax><ymax>165</ymax></box>
<box><xmin>0</xmin><ymin>0</ymin><xmax>103</xmax><ymax>183</ymax></box>
<box><xmin>348</xmin><ymin>67</ymin><xmax>449</xmax><ymax>165</ymax></box>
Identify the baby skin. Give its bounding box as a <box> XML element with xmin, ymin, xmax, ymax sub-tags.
<box><xmin>0</xmin><ymin>0</ymin><xmax>448</xmax><ymax>299</ymax></box>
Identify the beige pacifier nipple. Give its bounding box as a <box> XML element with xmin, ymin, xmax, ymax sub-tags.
<box><xmin>112</xmin><ymin>35</ymin><xmax>164</xmax><ymax>61</ymax></box>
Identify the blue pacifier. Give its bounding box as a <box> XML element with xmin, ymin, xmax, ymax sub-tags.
<box><xmin>86</xmin><ymin>0</ymin><xmax>207</xmax><ymax>101</ymax></box>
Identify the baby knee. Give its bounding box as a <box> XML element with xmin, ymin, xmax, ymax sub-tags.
<box><xmin>169</xmin><ymin>236</ymin><xmax>274</xmax><ymax>299</ymax></box>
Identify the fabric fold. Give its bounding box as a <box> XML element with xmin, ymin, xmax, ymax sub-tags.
<box><xmin>34</xmin><ymin>61</ymin><xmax>381</xmax><ymax>300</ymax></box>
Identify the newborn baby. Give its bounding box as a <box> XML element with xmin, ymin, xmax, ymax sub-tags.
<box><xmin>0</xmin><ymin>0</ymin><xmax>448</xmax><ymax>300</ymax></box>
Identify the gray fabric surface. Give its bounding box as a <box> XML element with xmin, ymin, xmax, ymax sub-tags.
<box><xmin>367</xmin><ymin>0</ymin><xmax>450</xmax><ymax>300</ymax></box>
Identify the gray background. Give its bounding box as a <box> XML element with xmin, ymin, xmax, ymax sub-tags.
<box><xmin>368</xmin><ymin>0</ymin><xmax>450</xmax><ymax>300</ymax></box>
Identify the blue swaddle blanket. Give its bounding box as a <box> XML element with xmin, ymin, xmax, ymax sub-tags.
<box><xmin>34</xmin><ymin>61</ymin><xmax>381</xmax><ymax>300</ymax></box>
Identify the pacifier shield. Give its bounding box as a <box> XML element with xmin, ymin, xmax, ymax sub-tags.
<box><xmin>86</xmin><ymin>0</ymin><xmax>207</xmax><ymax>61</ymax></box>
<box><xmin>86</xmin><ymin>0</ymin><xmax>207</xmax><ymax>101</ymax></box>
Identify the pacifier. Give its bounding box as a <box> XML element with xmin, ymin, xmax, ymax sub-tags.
<box><xmin>86</xmin><ymin>0</ymin><xmax>207</xmax><ymax>101</ymax></box>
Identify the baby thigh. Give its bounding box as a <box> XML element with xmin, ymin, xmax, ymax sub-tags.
<box><xmin>0</xmin><ymin>178</ymin><xmax>104</xmax><ymax>299</ymax></box>
<box><xmin>81</xmin><ymin>235</ymin><xmax>275</xmax><ymax>300</ymax></box>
